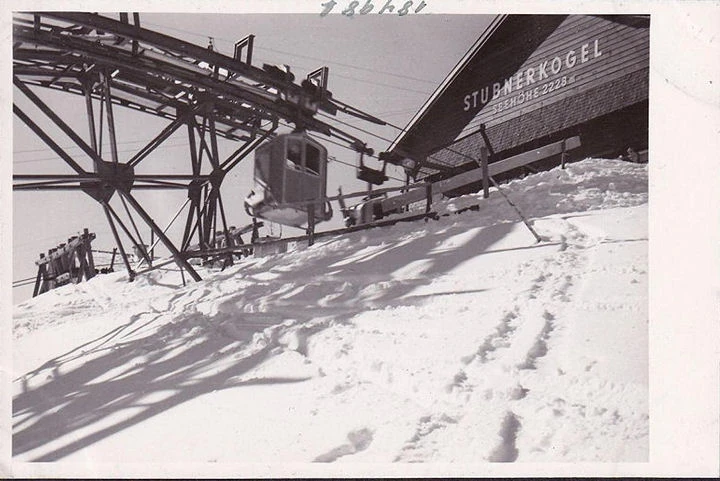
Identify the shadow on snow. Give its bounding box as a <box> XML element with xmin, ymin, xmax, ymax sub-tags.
<box><xmin>13</xmin><ymin>219</ymin><xmax>526</xmax><ymax>461</ymax></box>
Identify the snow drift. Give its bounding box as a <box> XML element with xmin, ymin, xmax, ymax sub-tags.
<box><xmin>12</xmin><ymin>158</ymin><xmax>648</xmax><ymax>465</ymax></box>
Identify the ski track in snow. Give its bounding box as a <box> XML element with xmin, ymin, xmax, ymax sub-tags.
<box><xmin>391</xmin><ymin>215</ymin><xmax>593</xmax><ymax>462</ymax></box>
<box><xmin>11</xmin><ymin>159</ymin><xmax>648</xmax><ymax>463</ymax></box>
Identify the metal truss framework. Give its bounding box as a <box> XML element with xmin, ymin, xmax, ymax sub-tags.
<box><xmin>13</xmin><ymin>12</ymin><xmax>382</xmax><ymax>282</ymax></box>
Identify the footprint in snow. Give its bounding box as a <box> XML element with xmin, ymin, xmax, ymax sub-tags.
<box><xmin>488</xmin><ymin>411</ymin><xmax>522</xmax><ymax>462</ymax></box>
<box><xmin>313</xmin><ymin>428</ymin><xmax>374</xmax><ymax>462</ymax></box>
<box><xmin>394</xmin><ymin>413</ymin><xmax>459</xmax><ymax>461</ymax></box>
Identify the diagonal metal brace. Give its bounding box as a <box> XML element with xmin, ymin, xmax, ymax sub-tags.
<box><xmin>118</xmin><ymin>189</ymin><xmax>202</xmax><ymax>282</ymax></box>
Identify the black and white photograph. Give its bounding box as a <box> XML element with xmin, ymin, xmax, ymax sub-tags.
<box><xmin>2</xmin><ymin>1</ymin><xmax>718</xmax><ymax>478</ymax></box>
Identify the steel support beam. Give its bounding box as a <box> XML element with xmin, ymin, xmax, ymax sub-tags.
<box><xmin>220</xmin><ymin>129</ymin><xmax>273</xmax><ymax>172</ymax></box>
<box><xmin>118</xmin><ymin>189</ymin><xmax>201</xmax><ymax>281</ymax></box>
<box><xmin>101</xmin><ymin>201</ymin><xmax>135</xmax><ymax>281</ymax></box>
<box><xmin>103</xmin><ymin>201</ymin><xmax>144</xmax><ymax>256</ymax></box>
<box><xmin>128</xmin><ymin>101</ymin><xmax>210</xmax><ymax>167</ymax></box>
<box><xmin>14</xmin><ymin>184</ymin><xmax>189</xmax><ymax>191</ymax></box>
<box><xmin>100</xmin><ymin>70</ymin><xmax>120</xmax><ymax>164</ymax></box>
<box><xmin>13</xmin><ymin>104</ymin><xmax>87</xmax><ymax>174</ymax></box>
<box><xmin>118</xmin><ymin>193</ymin><xmax>151</xmax><ymax>265</ymax></box>
<box><xmin>14</xmin><ymin>174</ymin><xmax>211</xmax><ymax>181</ymax></box>
<box><xmin>34</xmin><ymin>12</ymin><xmax>301</xmax><ymax>99</ymax></box>
<box><xmin>83</xmin><ymin>79</ymin><xmax>99</xmax><ymax>152</ymax></box>
<box><xmin>14</xmin><ymin>76</ymin><xmax>104</xmax><ymax>167</ymax></box>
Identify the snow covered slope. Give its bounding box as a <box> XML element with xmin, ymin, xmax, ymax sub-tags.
<box><xmin>12</xmin><ymin>158</ymin><xmax>648</xmax><ymax>466</ymax></box>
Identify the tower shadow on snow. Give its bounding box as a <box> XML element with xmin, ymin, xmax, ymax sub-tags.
<box><xmin>13</xmin><ymin>219</ymin><xmax>522</xmax><ymax>461</ymax></box>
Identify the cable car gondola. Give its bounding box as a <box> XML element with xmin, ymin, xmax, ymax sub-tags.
<box><xmin>244</xmin><ymin>132</ymin><xmax>332</xmax><ymax>228</ymax></box>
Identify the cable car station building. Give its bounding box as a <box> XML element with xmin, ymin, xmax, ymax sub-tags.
<box><xmin>388</xmin><ymin>15</ymin><xmax>650</xmax><ymax>183</ymax></box>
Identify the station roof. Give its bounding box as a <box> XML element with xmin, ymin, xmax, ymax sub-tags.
<box><xmin>387</xmin><ymin>15</ymin><xmax>563</xmax><ymax>168</ymax></box>
<box><xmin>387</xmin><ymin>14</ymin><xmax>649</xmax><ymax>176</ymax></box>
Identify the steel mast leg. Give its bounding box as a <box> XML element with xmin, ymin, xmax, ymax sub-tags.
<box><xmin>101</xmin><ymin>202</ymin><xmax>136</xmax><ymax>281</ymax></box>
<box><xmin>118</xmin><ymin>189</ymin><xmax>202</xmax><ymax>282</ymax></box>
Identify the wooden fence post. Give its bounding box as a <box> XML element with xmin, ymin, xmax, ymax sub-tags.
<box><xmin>83</xmin><ymin>228</ymin><xmax>96</xmax><ymax>278</ymax></box>
<box><xmin>307</xmin><ymin>203</ymin><xmax>316</xmax><ymax>247</ymax></box>
<box><xmin>33</xmin><ymin>258</ymin><xmax>44</xmax><ymax>297</ymax></box>
<box><xmin>480</xmin><ymin>146</ymin><xmax>490</xmax><ymax>199</ymax></box>
<box><xmin>425</xmin><ymin>182</ymin><xmax>432</xmax><ymax>220</ymax></box>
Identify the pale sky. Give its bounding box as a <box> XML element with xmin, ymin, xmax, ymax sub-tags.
<box><xmin>12</xmin><ymin>13</ymin><xmax>491</xmax><ymax>301</ymax></box>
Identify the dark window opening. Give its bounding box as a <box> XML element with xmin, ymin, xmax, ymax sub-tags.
<box><xmin>286</xmin><ymin>138</ymin><xmax>302</xmax><ymax>170</ymax></box>
<box><xmin>306</xmin><ymin>144</ymin><xmax>321</xmax><ymax>175</ymax></box>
